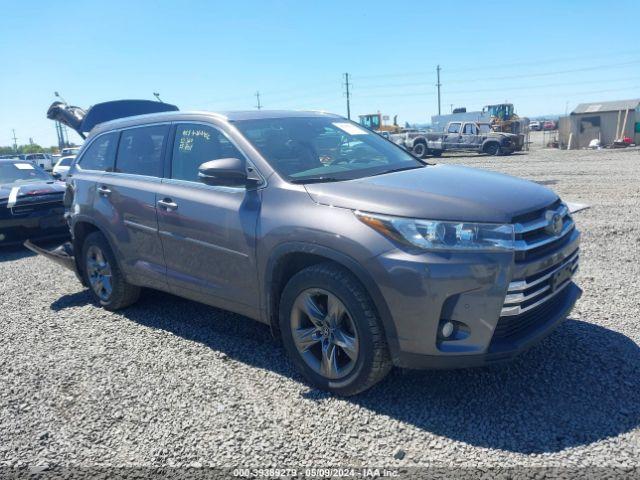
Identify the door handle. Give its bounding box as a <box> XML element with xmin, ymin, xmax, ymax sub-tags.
<box><xmin>97</xmin><ymin>185</ymin><xmax>111</xmax><ymax>196</ymax></box>
<box><xmin>158</xmin><ymin>198</ymin><xmax>178</xmax><ymax>211</ymax></box>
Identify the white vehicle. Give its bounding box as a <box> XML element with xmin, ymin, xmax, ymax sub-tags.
<box><xmin>60</xmin><ymin>146</ymin><xmax>81</xmax><ymax>157</ymax></box>
<box><xmin>52</xmin><ymin>156</ymin><xmax>75</xmax><ymax>180</ymax></box>
<box><xmin>19</xmin><ymin>153</ymin><xmax>54</xmax><ymax>171</ymax></box>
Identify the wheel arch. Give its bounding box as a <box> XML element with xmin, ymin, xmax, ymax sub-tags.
<box><xmin>482</xmin><ymin>139</ymin><xmax>501</xmax><ymax>153</ymax></box>
<box><xmin>263</xmin><ymin>242</ymin><xmax>401</xmax><ymax>359</ymax></box>
<box><xmin>71</xmin><ymin>217</ymin><xmax>122</xmax><ymax>286</ymax></box>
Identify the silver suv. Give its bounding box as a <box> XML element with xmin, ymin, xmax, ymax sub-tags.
<box><xmin>32</xmin><ymin>109</ymin><xmax>581</xmax><ymax>395</ymax></box>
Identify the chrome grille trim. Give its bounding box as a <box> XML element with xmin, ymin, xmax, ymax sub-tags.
<box><xmin>513</xmin><ymin>204</ymin><xmax>574</xmax><ymax>252</ymax></box>
<box><xmin>514</xmin><ymin>204</ymin><xmax>568</xmax><ymax>234</ymax></box>
<box><xmin>501</xmin><ymin>252</ymin><xmax>579</xmax><ymax>317</ymax></box>
<box><xmin>507</xmin><ymin>250</ymin><xmax>579</xmax><ymax>292</ymax></box>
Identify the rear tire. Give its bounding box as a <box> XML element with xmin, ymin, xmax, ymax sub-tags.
<box><xmin>484</xmin><ymin>142</ymin><xmax>501</xmax><ymax>156</ymax></box>
<box><xmin>279</xmin><ymin>263</ymin><xmax>392</xmax><ymax>396</ymax></box>
<box><xmin>412</xmin><ymin>142</ymin><xmax>427</xmax><ymax>158</ymax></box>
<box><xmin>81</xmin><ymin>231</ymin><xmax>140</xmax><ymax>311</ymax></box>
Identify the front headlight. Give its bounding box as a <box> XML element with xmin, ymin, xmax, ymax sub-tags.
<box><xmin>355</xmin><ymin>211</ymin><xmax>515</xmax><ymax>252</ymax></box>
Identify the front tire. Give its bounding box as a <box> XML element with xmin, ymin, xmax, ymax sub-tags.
<box><xmin>279</xmin><ymin>263</ymin><xmax>392</xmax><ymax>396</ymax></box>
<box><xmin>81</xmin><ymin>231</ymin><xmax>140</xmax><ymax>311</ymax></box>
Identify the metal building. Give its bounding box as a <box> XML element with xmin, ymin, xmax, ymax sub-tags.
<box><xmin>568</xmin><ymin>99</ymin><xmax>639</xmax><ymax>148</ymax></box>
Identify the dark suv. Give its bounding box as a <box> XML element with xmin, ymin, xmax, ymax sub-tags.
<box><xmin>33</xmin><ymin>110</ymin><xmax>581</xmax><ymax>395</ymax></box>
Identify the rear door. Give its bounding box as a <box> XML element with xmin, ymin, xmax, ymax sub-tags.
<box><xmin>155</xmin><ymin>122</ymin><xmax>261</xmax><ymax>314</ymax></box>
<box><xmin>460</xmin><ymin>123</ymin><xmax>480</xmax><ymax>150</ymax></box>
<box><xmin>93</xmin><ymin>124</ymin><xmax>170</xmax><ymax>289</ymax></box>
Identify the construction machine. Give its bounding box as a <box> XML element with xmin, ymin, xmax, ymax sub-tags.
<box><xmin>483</xmin><ymin>103</ymin><xmax>527</xmax><ymax>135</ymax></box>
<box><xmin>358</xmin><ymin>113</ymin><xmax>401</xmax><ymax>133</ymax></box>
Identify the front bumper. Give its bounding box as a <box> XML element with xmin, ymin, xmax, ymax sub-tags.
<box><xmin>364</xmin><ymin>228</ymin><xmax>581</xmax><ymax>369</ymax></box>
<box><xmin>395</xmin><ymin>282</ymin><xmax>581</xmax><ymax>369</ymax></box>
<box><xmin>0</xmin><ymin>208</ymin><xmax>68</xmax><ymax>246</ymax></box>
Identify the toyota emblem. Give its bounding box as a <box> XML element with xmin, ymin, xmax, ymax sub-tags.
<box><xmin>545</xmin><ymin>212</ymin><xmax>564</xmax><ymax>236</ymax></box>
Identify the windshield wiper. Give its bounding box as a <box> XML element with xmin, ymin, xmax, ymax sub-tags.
<box><xmin>290</xmin><ymin>176</ymin><xmax>344</xmax><ymax>184</ymax></box>
<box><xmin>371</xmin><ymin>165</ymin><xmax>424</xmax><ymax>177</ymax></box>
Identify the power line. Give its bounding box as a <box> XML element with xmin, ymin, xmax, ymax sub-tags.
<box><xmin>354</xmin><ymin>49</ymin><xmax>640</xmax><ymax>80</ymax></box>
<box><xmin>355</xmin><ymin>76</ymin><xmax>640</xmax><ymax>99</ymax></box>
<box><xmin>354</xmin><ymin>60</ymin><xmax>640</xmax><ymax>91</ymax></box>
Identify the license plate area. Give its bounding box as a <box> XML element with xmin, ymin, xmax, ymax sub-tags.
<box><xmin>551</xmin><ymin>264</ymin><xmax>573</xmax><ymax>291</ymax></box>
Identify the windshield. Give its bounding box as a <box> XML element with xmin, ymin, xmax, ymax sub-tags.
<box><xmin>234</xmin><ymin>117</ymin><xmax>423</xmax><ymax>183</ymax></box>
<box><xmin>0</xmin><ymin>162</ymin><xmax>52</xmax><ymax>185</ymax></box>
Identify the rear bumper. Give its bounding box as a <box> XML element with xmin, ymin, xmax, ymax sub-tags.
<box><xmin>23</xmin><ymin>240</ymin><xmax>83</xmax><ymax>283</ymax></box>
<box><xmin>0</xmin><ymin>207</ymin><xmax>68</xmax><ymax>246</ymax></box>
<box><xmin>394</xmin><ymin>282</ymin><xmax>581</xmax><ymax>369</ymax></box>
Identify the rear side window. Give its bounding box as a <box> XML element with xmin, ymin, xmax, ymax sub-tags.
<box><xmin>78</xmin><ymin>132</ymin><xmax>118</xmax><ymax>171</ymax></box>
<box><xmin>116</xmin><ymin>125</ymin><xmax>169</xmax><ymax>177</ymax></box>
<box><xmin>171</xmin><ymin>123</ymin><xmax>244</xmax><ymax>183</ymax></box>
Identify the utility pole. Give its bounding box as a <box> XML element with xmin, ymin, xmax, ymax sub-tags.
<box><xmin>436</xmin><ymin>65</ymin><xmax>442</xmax><ymax>116</ymax></box>
<box><xmin>11</xmin><ymin>129</ymin><xmax>18</xmax><ymax>153</ymax></box>
<box><xmin>343</xmin><ymin>73</ymin><xmax>352</xmax><ymax>120</ymax></box>
<box><xmin>255</xmin><ymin>91</ymin><xmax>262</xmax><ymax>110</ymax></box>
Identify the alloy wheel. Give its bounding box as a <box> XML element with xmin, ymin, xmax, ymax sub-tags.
<box><xmin>86</xmin><ymin>245</ymin><xmax>113</xmax><ymax>301</ymax></box>
<box><xmin>290</xmin><ymin>288</ymin><xmax>359</xmax><ymax>380</ymax></box>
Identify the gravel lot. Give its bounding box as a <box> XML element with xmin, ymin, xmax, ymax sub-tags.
<box><xmin>1</xmin><ymin>145</ymin><xmax>639</xmax><ymax>474</ymax></box>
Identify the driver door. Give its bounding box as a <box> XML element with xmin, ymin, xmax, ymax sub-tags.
<box><xmin>444</xmin><ymin>122</ymin><xmax>462</xmax><ymax>148</ymax></box>
<box><xmin>154</xmin><ymin>122</ymin><xmax>261</xmax><ymax>313</ymax></box>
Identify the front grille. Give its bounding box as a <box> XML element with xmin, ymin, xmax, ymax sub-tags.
<box><xmin>493</xmin><ymin>285</ymin><xmax>572</xmax><ymax>341</ymax></box>
<box><xmin>11</xmin><ymin>199</ymin><xmax>63</xmax><ymax>216</ymax></box>
<box><xmin>501</xmin><ymin>249</ymin><xmax>578</xmax><ymax>317</ymax></box>
<box><xmin>513</xmin><ymin>201</ymin><xmax>575</xmax><ymax>262</ymax></box>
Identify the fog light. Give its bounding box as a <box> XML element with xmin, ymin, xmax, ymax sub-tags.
<box><xmin>441</xmin><ymin>321</ymin><xmax>454</xmax><ymax>338</ymax></box>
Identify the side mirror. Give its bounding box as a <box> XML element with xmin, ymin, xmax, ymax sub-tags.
<box><xmin>198</xmin><ymin>158</ymin><xmax>249</xmax><ymax>187</ymax></box>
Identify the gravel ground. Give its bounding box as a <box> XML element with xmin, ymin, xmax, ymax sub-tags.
<box><xmin>1</xmin><ymin>146</ymin><xmax>639</xmax><ymax>475</ymax></box>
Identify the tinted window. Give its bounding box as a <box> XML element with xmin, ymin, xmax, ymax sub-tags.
<box><xmin>448</xmin><ymin>123</ymin><xmax>461</xmax><ymax>134</ymax></box>
<box><xmin>78</xmin><ymin>132</ymin><xmax>118</xmax><ymax>171</ymax></box>
<box><xmin>171</xmin><ymin>123</ymin><xmax>243</xmax><ymax>182</ymax></box>
<box><xmin>116</xmin><ymin>125</ymin><xmax>168</xmax><ymax>177</ymax></box>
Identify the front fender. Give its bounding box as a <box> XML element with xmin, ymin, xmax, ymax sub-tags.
<box><xmin>263</xmin><ymin>241</ymin><xmax>401</xmax><ymax>360</ymax></box>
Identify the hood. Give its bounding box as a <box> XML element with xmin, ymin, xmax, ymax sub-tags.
<box><xmin>0</xmin><ymin>181</ymin><xmax>65</xmax><ymax>204</ymax></box>
<box><xmin>304</xmin><ymin>164</ymin><xmax>558</xmax><ymax>223</ymax></box>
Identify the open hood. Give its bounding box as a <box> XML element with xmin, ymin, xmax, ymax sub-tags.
<box><xmin>47</xmin><ymin>99</ymin><xmax>179</xmax><ymax>139</ymax></box>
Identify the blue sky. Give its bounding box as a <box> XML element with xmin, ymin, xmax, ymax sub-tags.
<box><xmin>1</xmin><ymin>0</ymin><xmax>639</xmax><ymax>147</ymax></box>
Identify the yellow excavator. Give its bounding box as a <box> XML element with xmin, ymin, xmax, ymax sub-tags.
<box><xmin>358</xmin><ymin>113</ymin><xmax>401</xmax><ymax>133</ymax></box>
<box><xmin>483</xmin><ymin>104</ymin><xmax>526</xmax><ymax>135</ymax></box>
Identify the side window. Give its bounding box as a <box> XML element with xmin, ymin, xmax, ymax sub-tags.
<box><xmin>463</xmin><ymin>124</ymin><xmax>476</xmax><ymax>135</ymax></box>
<box><xmin>116</xmin><ymin>125</ymin><xmax>169</xmax><ymax>177</ymax></box>
<box><xmin>78</xmin><ymin>132</ymin><xmax>118</xmax><ymax>171</ymax></box>
<box><xmin>171</xmin><ymin>123</ymin><xmax>244</xmax><ymax>183</ymax></box>
<box><xmin>448</xmin><ymin>123</ymin><xmax>461</xmax><ymax>134</ymax></box>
